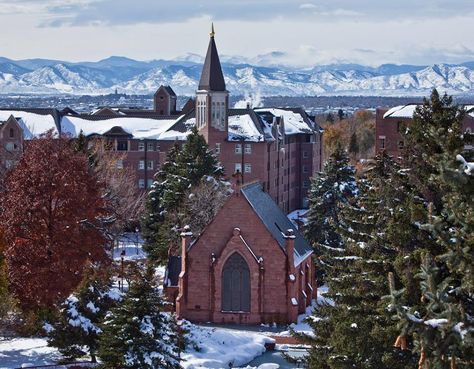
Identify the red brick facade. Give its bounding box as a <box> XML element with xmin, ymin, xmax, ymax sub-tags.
<box><xmin>0</xmin><ymin>115</ymin><xmax>23</xmax><ymax>173</ymax></box>
<box><xmin>376</xmin><ymin>105</ymin><xmax>474</xmax><ymax>158</ymax></box>
<box><xmin>175</xmin><ymin>186</ymin><xmax>315</xmax><ymax>324</ymax></box>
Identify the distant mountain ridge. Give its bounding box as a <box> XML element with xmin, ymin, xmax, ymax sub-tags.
<box><xmin>0</xmin><ymin>55</ymin><xmax>473</xmax><ymax>96</ymax></box>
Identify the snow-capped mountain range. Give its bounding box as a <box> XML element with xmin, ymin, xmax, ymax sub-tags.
<box><xmin>0</xmin><ymin>55</ymin><xmax>473</xmax><ymax>96</ymax></box>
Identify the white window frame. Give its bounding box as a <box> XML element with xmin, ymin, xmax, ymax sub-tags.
<box><xmin>138</xmin><ymin>160</ymin><xmax>145</xmax><ymax>170</ymax></box>
<box><xmin>138</xmin><ymin>179</ymin><xmax>145</xmax><ymax>189</ymax></box>
<box><xmin>116</xmin><ymin>160</ymin><xmax>124</xmax><ymax>169</ymax></box>
<box><xmin>147</xmin><ymin>160</ymin><xmax>154</xmax><ymax>170</ymax></box>
<box><xmin>235</xmin><ymin>144</ymin><xmax>242</xmax><ymax>154</ymax></box>
<box><xmin>235</xmin><ymin>163</ymin><xmax>242</xmax><ymax>173</ymax></box>
<box><xmin>244</xmin><ymin>143</ymin><xmax>252</xmax><ymax>154</ymax></box>
<box><xmin>244</xmin><ymin>163</ymin><xmax>252</xmax><ymax>173</ymax></box>
<box><xmin>147</xmin><ymin>142</ymin><xmax>154</xmax><ymax>151</ymax></box>
<box><xmin>215</xmin><ymin>143</ymin><xmax>221</xmax><ymax>154</ymax></box>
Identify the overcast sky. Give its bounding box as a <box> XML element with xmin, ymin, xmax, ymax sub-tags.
<box><xmin>1</xmin><ymin>0</ymin><xmax>473</xmax><ymax>67</ymax></box>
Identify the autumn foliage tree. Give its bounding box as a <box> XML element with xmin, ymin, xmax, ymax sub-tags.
<box><xmin>0</xmin><ymin>133</ymin><xmax>108</xmax><ymax>310</ymax></box>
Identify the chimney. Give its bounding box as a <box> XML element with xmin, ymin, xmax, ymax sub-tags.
<box><xmin>246</xmin><ymin>102</ymin><xmax>251</xmax><ymax>109</ymax></box>
<box><xmin>176</xmin><ymin>225</ymin><xmax>193</xmax><ymax>318</ymax></box>
<box><xmin>284</xmin><ymin>229</ymin><xmax>296</xmax><ymax>270</ymax></box>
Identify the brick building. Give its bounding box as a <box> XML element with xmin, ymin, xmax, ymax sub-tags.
<box><xmin>376</xmin><ymin>104</ymin><xmax>474</xmax><ymax>157</ymax></box>
<box><xmin>0</xmin><ymin>28</ymin><xmax>323</xmax><ymax>212</ymax></box>
<box><xmin>166</xmin><ymin>182</ymin><xmax>314</xmax><ymax>324</ymax></box>
<box><xmin>0</xmin><ymin>115</ymin><xmax>23</xmax><ymax>173</ymax></box>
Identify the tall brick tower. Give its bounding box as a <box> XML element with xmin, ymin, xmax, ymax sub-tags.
<box><xmin>195</xmin><ymin>24</ymin><xmax>229</xmax><ymax>145</ymax></box>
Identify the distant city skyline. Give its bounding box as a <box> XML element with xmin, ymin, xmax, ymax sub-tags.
<box><xmin>0</xmin><ymin>0</ymin><xmax>473</xmax><ymax>67</ymax></box>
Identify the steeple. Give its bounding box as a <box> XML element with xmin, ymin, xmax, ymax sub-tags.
<box><xmin>198</xmin><ymin>24</ymin><xmax>226</xmax><ymax>91</ymax></box>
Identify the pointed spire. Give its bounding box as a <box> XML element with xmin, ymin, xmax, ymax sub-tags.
<box><xmin>210</xmin><ymin>23</ymin><xmax>215</xmax><ymax>38</ymax></box>
<box><xmin>198</xmin><ymin>25</ymin><xmax>226</xmax><ymax>91</ymax></box>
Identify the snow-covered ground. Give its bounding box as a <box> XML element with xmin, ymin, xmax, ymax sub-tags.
<box><xmin>181</xmin><ymin>323</ymin><xmax>274</xmax><ymax>369</ymax></box>
<box><xmin>0</xmin><ymin>338</ymin><xmax>61</xmax><ymax>369</ymax></box>
<box><xmin>276</xmin><ymin>284</ymin><xmax>330</xmax><ymax>338</ymax></box>
<box><xmin>112</xmin><ymin>233</ymin><xmax>147</xmax><ymax>262</ymax></box>
<box><xmin>0</xmin><ymin>322</ymin><xmax>274</xmax><ymax>369</ymax></box>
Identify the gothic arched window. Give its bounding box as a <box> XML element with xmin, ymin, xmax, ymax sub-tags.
<box><xmin>222</xmin><ymin>253</ymin><xmax>250</xmax><ymax>312</ymax></box>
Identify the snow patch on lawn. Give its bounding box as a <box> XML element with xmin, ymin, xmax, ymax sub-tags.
<box><xmin>181</xmin><ymin>323</ymin><xmax>274</xmax><ymax>369</ymax></box>
<box><xmin>277</xmin><ymin>285</ymin><xmax>332</xmax><ymax>338</ymax></box>
<box><xmin>0</xmin><ymin>337</ymin><xmax>60</xmax><ymax>369</ymax></box>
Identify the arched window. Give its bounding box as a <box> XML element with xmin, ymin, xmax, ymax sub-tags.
<box><xmin>222</xmin><ymin>253</ymin><xmax>250</xmax><ymax>312</ymax></box>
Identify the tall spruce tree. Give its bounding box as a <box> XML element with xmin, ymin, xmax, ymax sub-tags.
<box><xmin>387</xmin><ymin>155</ymin><xmax>474</xmax><ymax>368</ymax></box>
<box><xmin>385</xmin><ymin>90</ymin><xmax>473</xmax><ymax>368</ymax></box>
<box><xmin>98</xmin><ymin>266</ymin><xmax>181</xmax><ymax>369</ymax></box>
<box><xmin>307</xmin><ymin>151</ymin><xmax>417</xmax><ymax>369</ymax></box>
<box><xmin>305</xmin><ymin>145</ymin><xmax>357</xmax><ymax>281</ymax></box>
<box><xmin>46</xmin><ymin>264</ymin><xmax>121</xmax><ymax>363</ymax></box>
<box><xmin>142</xmin><ymin>128</ymin><xmax>224</xmax><ymax>263</ymax></box>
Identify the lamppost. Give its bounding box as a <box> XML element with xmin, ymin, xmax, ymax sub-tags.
<box><xmin>120</xmin><ymin>249</ymin><xmax>126</xmax><ymax>292</ymax></box>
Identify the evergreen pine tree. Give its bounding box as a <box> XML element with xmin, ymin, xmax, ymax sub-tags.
<box><xmin>384</xmin><ymin>90</ymin><xmax>473</xmax><ymax>368</ymax></box>
<box><xmin>307</xmin><ymin>151</ymin><xmax>417</xmax><ymax>369</ymax></box>
<box><xmin>98</xmin><ymin>266</ymin><xmax>181</xmax><ymax>369</ymax></box>
<box><xmin>305</xmin><ymin>145</ymin><xmax>357</xmax><ymax>281</ymax></box>
<box><xmin>387</xmin><ymin>154</ymin><xmax>474</xmax><ymax>368</ymax></box>
<box><xmin>46</xmin><ymin>264</ymin><xmax>121</xmax><ymax>362</ymax></box>
<box><xmin>142</xmin><ymin>128</ymin><xmax>223</xmax><ymax>263</ymax></box>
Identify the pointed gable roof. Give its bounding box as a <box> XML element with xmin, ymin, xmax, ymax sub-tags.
<box><xmin>198</xmin><ymin>28</ymin><xmax>226</xmax><ymax>92</ymax></box>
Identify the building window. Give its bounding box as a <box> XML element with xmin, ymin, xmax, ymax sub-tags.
<box><xmin>244</xmin><ymin>143</ymin><xmax>252</xmax><ymax>154</ymax></box>
<box><xmin>138</xmin><ymin>179</ymin><xmax>145</xmax><ymax>189</ymax></box>
<box><xmin>303</xmin><ymin>165</ymin><xmax>308</xmax><ymax>173</ymax></box>
<box><xmin>5</xmin><ymin>160</ymin><xmax>15</xmax><ymax>169</ymax></box>
<box><xmin>116</xmin><ymin>160</ymin><xmax>123</xmax><ymax>169</ymax></box>
<box><xmin>235</xmin><ymin>144</ymin><xmax>242</xmax><ymax>154</ymax></box>
<box><xmin>398</xmin><ymin>140</ymin><xmax>404</xmax><ymax>149</ymax></box>
<box><xmin>117</xmin><ymin>141</ymin><xmax>128</xmax><ymax>151</ymax></box>
<box><xmin>244</xmin><ymin>163</ymin><xmax>252</xmax><ymax>173</ymax></box>
<box><xmin>215</xmin><ymin>143</ymin><xmax>221</xmax><ymax>154</ymax></box>
<box><xmin>138</xmin><ymin>160</ymin><xmax>145</xmax><ymax>170</ymax></box>
<box><xmin>379</xmin><ymin>136</ymin><xmax>386</xmax><ymax>149</ymax></box>
<box><xmin>303</xmin><ymin>151</ymin><xmax>309</xmax><ymax>159</ymax></box>
<box><xmin>274</xmin><ymin>178</ymin><xmax>278</xmax><ymax>187</ymax></box>
<box><xmin>156</xmin><ymin>144</ymin><xmax>160</xmax><ymax>152</ymax></box>
<box><xmin>9</xmin><ymin>128</ymin><xmax>14</xmax><ymax>138</ymax></box>
<box><xmin>138</xmin><ymin>142</ymin><xmax>145</xmax><ymax>151</ymax></box>
<box><xmin>222</xmin><ymin>253</ymin><xmax>250</xmax><ymax>312</ymax></box>
<box><xmin>147</xmin><ymin>179</ymin><xmax>154</xmax><ymax>188</ymax></box>
<box><xmin>303</xmin><ymin>180</ymin><xmax>310</xmax><ymax>188</ymax></box>
<box><xmin>234</xmin><ymin>163</ymin><xmax>242</xmax><ymax>173</ymax></box>
<box><xmin>147</xmin><ymin>142</ymin><xmax>154</xmax><ymax>151</ymax></box>
<box><xmin>5</xmin><ymin>142</ymin><xmax>15</xmax><ymax>151</ymax></box>
<box><xmin>147</xmin><ymin>160</ymin><xmax>154</xmax><ymax>170</ymax></box>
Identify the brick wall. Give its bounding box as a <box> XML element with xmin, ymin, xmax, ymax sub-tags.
<box><xmin>178</xmin><ymin>192</ymin><xmax>314</xmax><ymax>324</ymax></box>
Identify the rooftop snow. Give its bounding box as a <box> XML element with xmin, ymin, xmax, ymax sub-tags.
<box><xmin>255</xmin><ymin>108</ymin><xmax>313</xmax><ymax>135</ymax></box>
<box><xmin>228</xmin><ymin>114</ymin><xmax>264</xmax><ymax>142</ymax></box>
<box><xmin>383</xmin><ymin>104</ymin><xmax>418</xmax><ymax>119</ymax></box>
<box><xmin>60</xmin><ymin>116</ymin><xmax>181</xmax><ymax>139</ymax></box>
<box><xmin>0</xmin><ymin>111</ymin><xmax>58</xmax><ymax>138</ymax></box>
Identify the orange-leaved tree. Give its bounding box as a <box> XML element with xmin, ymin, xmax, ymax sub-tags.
<box><xmin>0</xmin><ymin>132</ymin><xmax>108</xmax><ymax>310</ymax></box>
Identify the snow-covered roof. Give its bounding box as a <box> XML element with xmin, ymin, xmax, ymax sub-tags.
<box><xmin>383</xmin><ymin>104</ymin><xmax>418</xmax><ymax>119</ymax></box>
<box><xmin>0</xmin><ymin>110</ymin><xmax>58</xmax><ymax>138</ymax></box>
<box><xmin>255</xmin><ymin>108</ymin><xmax>315</xmax><ymax>135</ymax></box>
<box><xmin>384</xmin><ymin>104</ymin><xmax>474</xmax><ymax>119</ymax></box>
<box><xmin>60</xmin><ymin>115</ymin><xmax>182</xmax><ymax>139</ymax></box>
<box><xmin>228</xmin><ymin>114</ymin><xmax>264</xmax><ymax>142</ymax></box>
<box><xmin>166</xmin><ymin>109</ymin><xmax>267</xmax><ymax>142</ymax></box>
